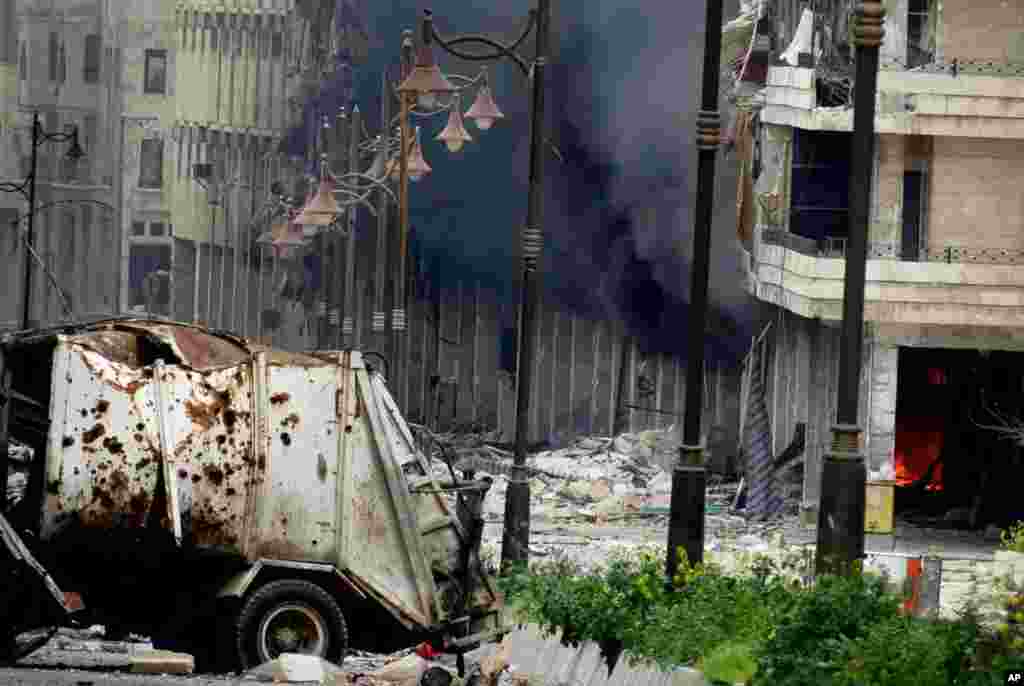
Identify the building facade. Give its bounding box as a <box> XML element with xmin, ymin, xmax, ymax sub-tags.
<box><xmin>736</xmin><ymin>0</ymin><xmax>1024</xmax><ymax>528</ymax></box>
<box><xmin>0</xmin><ymin>0</ymin><xmax>365</xmax><ymax>354</ymax></box>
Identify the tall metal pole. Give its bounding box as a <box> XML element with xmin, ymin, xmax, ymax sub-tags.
<box><xmin>815</xmin><ymin>2</ymin><xmax>884</xmax><ymax>577</ymax></box>
<box><xmin>343</xmin><ymin>106</ymin><xmax>360</xmax><ymax>348</ymax></box>
<box><xmin>666</xmin><ymin>0</ymin><xmax>724</xmax><ymax>579</ymax></box>
<box><xmin>21</xmin><ymin>112</ymin><xmax>40</xmax><ymax>330</ymax></box>
<box><xmin>394</xmin><ymin>33</ymin><xmax>413</xmax><ymax>405</ymax></box>
<box><xmin>373</xmin><ymin>73</ymin><xmax>390</xmax><ymax>345</ymax></box>
<box><xmin>500</xmin><ymin>0</ymin><xmax>550</xmax><ymax>571</ymax></box>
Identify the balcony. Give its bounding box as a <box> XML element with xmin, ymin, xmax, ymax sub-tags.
<box><xmin>746</xmin><ymin>227</ymin><xmax>1024</xmax><ymax>329</ymax></box>
<box><xmin>761</xmin><ymin>61</ymin><xmax>1024</xmax><ymax>139</ymax></box>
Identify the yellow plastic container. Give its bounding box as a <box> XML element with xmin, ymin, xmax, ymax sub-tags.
<box><xmin>865</xmin><ymin>480</ymin><xmax>896</xmax><ymax>534</ymax></box>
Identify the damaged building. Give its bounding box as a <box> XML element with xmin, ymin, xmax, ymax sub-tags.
<box><xmin>728</xmin><ymin>0</ymin><xmax>1024</xmax><ymax>532</ymax></box>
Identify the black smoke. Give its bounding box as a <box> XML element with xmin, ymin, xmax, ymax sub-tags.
<box><xmin>296</xmin><ymin>0</ymin><xmax>754</xmax><ymax>362</ymax></box>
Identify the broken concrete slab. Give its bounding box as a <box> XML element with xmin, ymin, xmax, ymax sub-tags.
<box><xmin>246</xmin><ymin>653</ymin><xmax>346</xmax><ymax>683</ymax></box>
<box><xmin>128</xmin><ymin>649</ymin><xmax>195</xmax><ymax>675</ymax></box>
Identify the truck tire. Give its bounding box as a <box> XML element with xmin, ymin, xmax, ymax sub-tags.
<box><xmin>234</xmin><ymin>579</ymin><xmax>348</xmax><ymax>670</ymax></box>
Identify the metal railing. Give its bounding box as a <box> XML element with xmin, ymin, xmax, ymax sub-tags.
<box><xmin>760</xmin><ymin>228</ymin><xmax>1024</xmax><ymax>265</ymax></box>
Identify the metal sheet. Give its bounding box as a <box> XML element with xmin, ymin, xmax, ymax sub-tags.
<box><xmin>42</xmin><ymin>340</ymin><xmax>257</xmax><ymax>550</ymax></box>
<box><xmin>247</xmin><ymin>363</ymin><xmax>340</xmax><ymax>562</ymax></box>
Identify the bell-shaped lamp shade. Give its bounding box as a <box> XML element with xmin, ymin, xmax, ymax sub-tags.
<box><xmin>407</xmin><ymin>127</ymin><xmax>431</xmax><ymax>182</ymax></box>
<box><xmin>397</xmin><ymin>43</ymin><xmax>457</xmax><ymax>107</ymax></box>
<box><xmin>293</xmin><ymin>175</ymin><xmax>341</xmax><ymax>228</ymax></box>
<box><xmin>436</xmin><ymin>99</ymin><xmax>473</xmax><ymax>153</ymax></box>
<box><xmin>366</xmin><ymin>147</ymin><xmax>387</xmax><ymax>181</ymax></box>
<box><xmin>465</xmin><ymin>84</ymin><xmax>504</xmax><ymax>131</ymax></box>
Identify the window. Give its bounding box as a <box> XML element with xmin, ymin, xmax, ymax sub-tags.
<box><xmin>789</xmin><ymin>130</ymin><xmax>851</xmax><ymax>247</ymax></box>
<box><xmin>143</xmin><ymin>49</ymin><xmax>167</xmax><ymax>94</ymax></box>
<box><xmin>128</xmin><ymin>244</ymin><xmax>172</xmax><ymax>314</ymax></box>
<box><xmin>271</xmin><ymin>31</ymin><xmax>283</xmax><ymax>58</ymax></box>
<box><xmin>210</xmin><ymin>28</ymin><xmax>219</xmax><ymax>53</ymax></box>
<box><xmin>18</xmin><ymin>41</ymin><xmax>25</xmax><ymax>80</ymax></box>
<box><xmin>149</xmin><ymin>222</ymin><xmax>166</xmax><ymax>237</ymax></box>
<box><xmin>907</xmin><ymin>0</ymin><xmax>933</xmax><ymax>68</ymax></box>
<box><xmin>49</xmin><ymin>32</ymin><xmax>58</xmax><ymax>81</ymax></box>
<box><xmin>83</xmin><ymin>34</ymin><xmax>101</xmax><ymax>83</ymax></box>
<box><xmin>139</xmin><ymin>138</ymin><xmax>164</xmax><ymax>188</ymax></box>
<box><xmin>132</xmin><ymin>221</ymin><xmax>146</xmax><ymax>236</ymax></box>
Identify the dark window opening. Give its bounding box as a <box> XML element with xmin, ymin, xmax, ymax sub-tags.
<box><xmin>139</xmin><ymin>138</ymin><xmax>164</xmax><ymax>188</ymax></box>
<box><xmin>128</xmin><ymin>243</ymin><xmax>171</xmax><ymax>314</ymax></box>
<box><xmin>83</xmin><ymin>34</ymin><xmax>101</xmax><ymax>83</ymax></box>
<box><xmin>271</xmin><ymin>32</ymin><xmax>283</xmax><ymax>58</ymax></box>
<box><xmin>131</xmin><ymin>221</ymin><xmax>146</xmax><ymax>236</ymax></box>
<box><xmin>907</xmin><ymin>0</ymin><xmax>933</xmax><ymax>68</ymax></box>
<box><xmin>789</xmin><ymin>129</ymin><xmax>851</xmax><ymax>250</ymax></box>
<box><xmin>18</xmin><ymin>41</ymin><xmax>25</xmax><ymax>80</ymax></box>
<box><xmin>143</xmin><ymin>49</ymin><xmax>167</xmax><ymax>94</ymax></box>
<box><xmin>149</xmin><ymin>222</ymin><xmax>166</xmax><ymax>237</ymax></box>
<box><xmin>902</xmin><ymin>171</ymin><xmax>925</xmax><ymax>261</ymax></box>
<box><xmin>48</xmin><ymin>32</ymin><xmax>58</xmax><ymax>81</ymax></box>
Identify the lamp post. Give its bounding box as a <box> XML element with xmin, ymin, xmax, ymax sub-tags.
<box><xmin>664</xmin><ymin>0</ymin><xmax>725</xmax><ymax>579</ymax></box>
<box><xmin>399</xmin><ymin>2</ymin><xmax>550</xmax><ymax>571</ymax></box>
<box><xmin>0</xmin><ymin>111</ymin><xmax>85</xmax><ymax>330</ymax></box>
<box><xmin>814</xmin><ymin>2</ymin><xmax>885</xmax><ymax>577</ymax></box>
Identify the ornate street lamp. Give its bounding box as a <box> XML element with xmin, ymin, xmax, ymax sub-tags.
<box><xmin>405</xmin><ymin>2</ymin><xmax>551</xmax><ymax>572</ymax></box>
<box><xmin>0</xmin><ymin>112</ymin><xmax>86</xmax><ymax>330</ymax></box>
<box><xmin>814</xmin><ymin>2</ymin><xmax>886</xmax><ymax>577</ymax></box>
<box><xmin>665</xmin><ymin>0</ymin><xmax>725</xmax><ymax>578</ymax></box>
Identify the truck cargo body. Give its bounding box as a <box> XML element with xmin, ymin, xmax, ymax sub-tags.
<box><xmin>0</xmin><ymin>319</ymin><xmax>500</xmax><ymax>670</ymax></box>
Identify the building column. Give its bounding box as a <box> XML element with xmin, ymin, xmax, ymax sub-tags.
<box><xmin>868</xmin><ymin>341</ymin><xmax>899</xmax><ymax>479</ymax></box>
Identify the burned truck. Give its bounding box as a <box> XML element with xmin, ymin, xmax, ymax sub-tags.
<box><xmin>0</xmin><ymin>319</ymin><xmax>503</xmax><ymax>671</ymax></box>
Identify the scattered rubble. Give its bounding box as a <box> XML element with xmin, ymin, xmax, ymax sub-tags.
<box><xmin>246</xmin><ymin>653</ymin><xmax>346</xmax><ymax>684</ymax></box>
<box><xmin>128</xmin><ymin>649</ymin><xmax>195</xmax><ymax>675</ymax></box>
<box><xmin>4</xmin><ymin>439</ymin><xmax>33</xmax><ymax>510</ymax></box>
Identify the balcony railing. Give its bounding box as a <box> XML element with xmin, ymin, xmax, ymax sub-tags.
<box><xmin>761</xmin><ymin>228</ymin><xmax>1024</xmax><ymax>265</ymax></box>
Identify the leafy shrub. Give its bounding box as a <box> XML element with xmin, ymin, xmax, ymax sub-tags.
<box><xmin>751</xmin><ymin>573</ymin><xmax>901</xmax><ymax>686</ymax></box>
<box><xmin>1001</xmin><ymin>521</ymin><xmax>1024</xmax><ymax>553</ymax></box>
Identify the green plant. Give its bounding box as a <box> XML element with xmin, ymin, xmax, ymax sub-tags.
<box><xmin>1001</xmin><ymin>521</ymin><xmax>1024</xmax><ymax>553</ymax></box>
<box><xmin>700</xmin><ymin>642</ymin><xmax>758</xmax><ymax>685</ymax></box>
<box><xmin>753</xmin><ymin>573</ymin><xmax>903</xmax><ymax>686</ymax></box>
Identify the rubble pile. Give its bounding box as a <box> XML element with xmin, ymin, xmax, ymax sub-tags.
<box><xmin>5</xmin><ymin>439</ymin><xmax>34</xmax><ymax>510</ymax></box>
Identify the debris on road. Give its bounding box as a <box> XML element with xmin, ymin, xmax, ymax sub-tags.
<box><xmin>127</xmin><ymin>649</ymin><xmax>195</xmax><ymax>675</ymax></box>
<box><xmin>245</xmin><ymin>653</ymin><xmax>345</xmax><ymax>683</ymax></box>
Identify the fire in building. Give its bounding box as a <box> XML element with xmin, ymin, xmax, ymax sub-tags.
<box><xmin>728</xmin><ymin>0</ymin><xmax>1024</xmax><ymax>532</ymax></box>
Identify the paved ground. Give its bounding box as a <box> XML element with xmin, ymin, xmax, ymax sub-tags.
<box><xmin>0</xmin><ymin>668</ymin><xmax>271</xmax><ymax>686</ymax></box>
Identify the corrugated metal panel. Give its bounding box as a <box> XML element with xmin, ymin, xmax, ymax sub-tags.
<box><xmin>501</xmin><ymin>625</ymin><xmax>709</xmax><ymax>686</ymax></box>
<box><xmin>745</xmin><ymin>341</ymin><xmax>780</xmax><ymax>518</ymax></box>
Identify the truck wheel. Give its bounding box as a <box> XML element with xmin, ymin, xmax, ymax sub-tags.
<box><xmin>234</xmin><ymin>579</ymin><xmax>348</xmax><ymax>670</ymax></box>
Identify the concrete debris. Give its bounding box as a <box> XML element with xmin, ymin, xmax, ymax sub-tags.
<box><xmin>4</xmin><ymin>439</ymin><xmax>34</xmax><ymax>509</ymax></box>
<box><xmin>247</xmin><ymin>653</ymin><xmax>347</xmax><ymax>684</ymax></box>
<box><xmin>128</xmin><ymin>649</ymin><xmax>195</xmax><ymax>675</ymax></box>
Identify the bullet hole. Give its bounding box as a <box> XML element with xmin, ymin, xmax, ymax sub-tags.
<box><xmin>134</xmin><ymin>433</ymin><xmax>144</xmax><ymax>442</ymax></box>
<box><xmin>216</xmin><ymin>434</ymin><xmax>227</xmax><ymax>446</ymax></box>
<box><xmin>203</xmin><ymin>465</ymin><xmax>225</xmax><ymax>487</ymax></box>
<box><xmin>83</xmin><ymin>424</ymin><xmax>106</xmax><ymax>444</ymax></box>
<box><xmin>226</xmin><ymin>487</ymin><xmax>237</xmax><ymax>496</ymax></box>
<box><xmin>46</xmin><ymin>479</ymin><xmax>62</xmax><ymax>494</ymax></box>
<box><xmin>102</xmin><ymin>436</ymin><xmax>124</xmax><ymax>454</ymax></box>
<box><xmin>62</xmin><ymin>436</ymin><xmax>75</xmax><ymax>447</ymax></box>
<box><xmin>80</xmin><ymin>409</ymin><xmax>89</xmax><ymax>418</ymax></box>
<box><xmin>224</xmin><ymin>409</ymin><xmax>237</xmax><ymax>430</ymax></box>
<box><xmin>191</xmin><ymin>474</ymin><xmax>201</xmax><ymax>483</ymax></box>
<box><xmin>95</xmin><ymin>400</ymin><xmax>110</xmax><ymax>415</ymax></box>
<box><xmin>136</xmin><ymin>423</ymin><xmax>145</xmax><ymax>432</ymax></box>
<box><xmin>178</xmin><ymin>469</ymin><xmax>188</xmax><ymax>480</ymax></box>
<box><xmin>73</xmin><ymin>466</ymin><xmax>80</xmax><ymax>476</ymax></box>
<box><xmin>312</xmin><ymin>539</ymin><xmax>318</xmax><ymax>546</ymax></box>
<box><xmin>280</xmin><ymin>432</ymin><xmax>291</xmax><ymax>446</ymax></box>
<box><xmin>344</xmin><ymin>425</ymin><xmax>353</xmax><ymax>434</ymax></box>
<box><xmin>270</xmin><ymin>392</ymin><xmax>290</xmax><ymax>405</ymax></box>
<box><xmin>137</xmin><ymin>457</ymin><xmax>151</xmax><ymax>469</ymax></box>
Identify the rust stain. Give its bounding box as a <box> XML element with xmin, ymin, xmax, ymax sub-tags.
<box><xmin>82</xmin><ymin>424</ymin><xmax>106</xmax><ymax>444</ymax></box>
<box><xmin>353</xmin><ymin>495</ymin><xmax>388</xmax><ymax>544</ymax></box>
<box><xmin>270</xmin><ymin>392</ymin><xmax>291</xmax><ymax>405</ymax></box>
